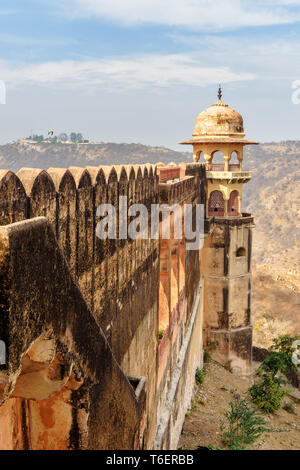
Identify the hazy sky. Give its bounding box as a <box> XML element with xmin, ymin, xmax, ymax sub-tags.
<box><xmin>1</xmin><ymin>0</ymin><xmax>300</xmax><ymax>149</ymax></box>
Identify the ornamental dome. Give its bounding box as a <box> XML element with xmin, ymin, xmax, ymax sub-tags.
<box><xmin>193</xmin><ymin>99</ymin><xmax>244</xmax><ymax>138</ymax></box>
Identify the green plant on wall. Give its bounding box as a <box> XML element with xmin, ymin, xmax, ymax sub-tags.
<box><xmin>195</xmin><ymin>367</ymin><xmax>206</xmax><ymax>384</ymax></box>
<box><xmin>158</xmin><ymin>328</ymin><xmax>165</xmax><ymax>340</ymax></box>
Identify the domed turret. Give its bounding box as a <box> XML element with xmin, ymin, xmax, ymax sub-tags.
<box><xmin>180</xmin><ymin>85</ymin><xmax>256</xmax><ymax>146</ymax></box>
<box><xmin>193</xmin><ymin>100</ymin><xmax>244</xmax><ymax>138</ymax></box>
<box><xmin>180</xmin><ymin>86</ymin><xmax>258</xmax><ymax>218</ymax></box>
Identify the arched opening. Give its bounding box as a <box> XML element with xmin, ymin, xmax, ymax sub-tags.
<box><xmin>230</xmin><ymin>151</ymin><xmax>240</xmax><ymax>171</ymax></box>
<box><xmin>227</xmin><ymin>190</ymin><xmax>239</xmax><ymax>216</ymax></box>
<box><xmin>208</xmin><ymin>191</ymin><xmax>224</xmax><ymax>217</ymax></box>
<box><xmin>211</xmin><ymin>150</ymin><xmax>224</xmax><ymax>163</ymax></box>
<box><xmin>236</xmin><ymin>247</ymin><xmax>246</xmax><ymax>257</ymax></box>
<box><xmin>209</xmin><ymin>151</ymin><xmax>225</xmax><ymax>171</ymax></box>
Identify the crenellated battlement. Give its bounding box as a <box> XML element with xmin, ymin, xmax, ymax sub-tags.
<box><xmin>0</xmin><ymin>162</ymin><xmax>205</xmax><ymax>238</ymax></box>
<box><xmin>0</xmin><ymin>164</ymin><xmax>157</xmax><ymax>222</ymax></box>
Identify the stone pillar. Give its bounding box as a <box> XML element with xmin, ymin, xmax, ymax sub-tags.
<box><xmin>238</xmin><ymin>152</ymin><xmax>243</xmax><ymax>171</ymax></box>
<box><xmin>224</xmin><ymin>196</ymin><xmax>229</xmax><ymax>217</ymax></box>
<box><xmin>192</xmin><ymin>144</ymin><xmax>201</xmax><ymax>162</ymax></box>
<box><xmin>204</xmin><ymin>153</ymin><xmax>211</xmax><ymax>170</ymax></box>
<box><xmin>224</xmin><ymin>155</ymin><xmax>230</xmax><ymax>172</ymax></box>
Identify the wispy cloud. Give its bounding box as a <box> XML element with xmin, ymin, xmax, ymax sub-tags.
<box><xmin>54</xmin><ymin>0</ymin><xmax>300</xmax><ymax>30</ymax></box>
<box><xmin>0</xmin><ymin>33</ymin><xmax>75</xmax><ymax>47</ymax></box>
<box><xmin>0</xmin><ymin>54</ymin><xmax>255</xmax><ymax>91</ymax></box>
<box><xmin>169</xmin><ymin>33</ymin><xmax>300</xmax><ymax>79</ymax></box>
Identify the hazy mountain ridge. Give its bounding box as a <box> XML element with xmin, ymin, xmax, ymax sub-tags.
<box><xmin>0</xmin><ymin>140</ymin><xmax>191</xmax><ymax>172</ymax></box>
<box><xmin>1</xmin><ymin>139</ymin><xmax>299</xmax><ymax>345</ymax></box>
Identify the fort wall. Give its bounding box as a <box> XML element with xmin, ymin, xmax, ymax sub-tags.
<box><xmin>0</xmin><ymin>159</ymin><xmax>253</xmax><ymax>449</ymax></box>
<box><xmin>0</xmin><ymin>162</ymin><xmax>208</xmax><ymax>449</ymax></box>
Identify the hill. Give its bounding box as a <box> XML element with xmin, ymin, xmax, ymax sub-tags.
<box><xmin>244</xmin><ymin>142</ymin><xmax>300</xmax><ymax>346</ymax></box>
<box><xmin>0</xmin><ymin>139</ymin><xmax>299</xmax><ymax>346</ymax></box>
<box><xmin>0</xmin><ymin>140</ymin><xmax>190</xmax><ymax>172</ymax></box>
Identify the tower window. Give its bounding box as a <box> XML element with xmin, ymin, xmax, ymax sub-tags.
<box><xmin>236</xmin><ymin>247</ymin><xmax>246</xmax><ymax>257</ymax></box>
<box><xmin>208</xmin><ymin>191</ymin><xmax>224</xmax><ymax>217</ymax></box>
<box><xmin>211</xmin><ymin>150</ymin><xmax>224</xmax><ymax>164</ymax></box>
<box><xmin>227</xmin><ymin>190</ymin><xmax>239</xmax><ymax>216</ymax></box>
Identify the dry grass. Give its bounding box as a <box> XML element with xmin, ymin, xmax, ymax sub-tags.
<box><xmin>178</xmin><ymin>361</ymin><xmax>300</xmax><ymax>450</ymax></box>
<box><xmin>252</xmin><ymin>266</ymin><xmax>300</xmax><ymax>348</ymax></box>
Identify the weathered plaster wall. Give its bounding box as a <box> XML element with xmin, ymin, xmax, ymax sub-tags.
<box><xmin>0</xmin><ymin>217</ymin><xmax>145</xmax><ymax>449</ymax></box>
<box><xmin>0</xmin><ymin>398</ymin><xmax>27</xmax><ymax>450</ymax></box>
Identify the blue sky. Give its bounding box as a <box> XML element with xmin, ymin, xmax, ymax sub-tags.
<box><xmin>1</xmin><ymin>0</ymin><xmax>300</xmax><ymax>149</ymax></box>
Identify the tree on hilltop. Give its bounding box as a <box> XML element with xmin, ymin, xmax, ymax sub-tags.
<box><xmin>58</xmin><ymin>133</ymin><xmax>68</xmax><ymax>142</ymax></box>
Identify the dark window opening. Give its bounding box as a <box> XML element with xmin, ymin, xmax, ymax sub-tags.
<box><xmin>236</xmin><ymin>247</ymin><xmax>246</xmax><ymax>257</ymax></box>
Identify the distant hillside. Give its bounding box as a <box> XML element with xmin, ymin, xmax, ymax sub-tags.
<box><xmin>0</xmin><ymin>139</ymin><xmax>299</xmax><ymax>345</ymax></box>
<box><xmin>243</xmin><ymin>142</ymin><xmax>300</xmax><ymax>346</ymax></box>
<box><xmin>244</xmin><ymin>141</ymin><xmax>300</xmax><ymax>262</ymax></box>
<box><xmin>0</xmin><ymin>140</ymin><xmax>191</xmax><ymax>172</ymax></box>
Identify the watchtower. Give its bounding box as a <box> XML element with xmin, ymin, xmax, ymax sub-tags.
<box><xmin>181</xmin><ymin>87</ymin><xmax>258</xmax><ymax>376</ymax></box>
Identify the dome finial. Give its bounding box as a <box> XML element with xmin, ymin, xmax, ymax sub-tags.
<box><xmin>218</xmin><ymin>84</ymin><xmax>222</xmax><ymax>101</ymax></box>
